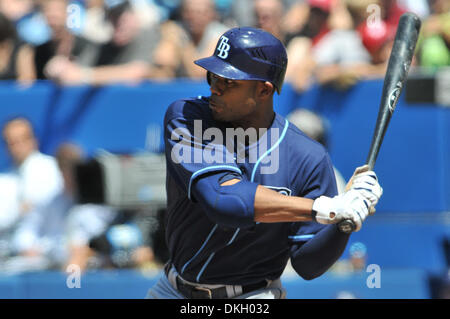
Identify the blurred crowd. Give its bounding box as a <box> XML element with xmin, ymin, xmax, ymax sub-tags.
<box><xmin>0</xmin><ymin>0</ymin><xmax>448</xmax><ymax>91</ymax></box>
<box><xmin>0</xmin><ymin>116</ymin><xmax>169</xmax><ymax>274</ymax></box>
<box><xmin>0</xmin><ymin>0</ymin><xmax>449</xmax><ymax>276</ymax></box>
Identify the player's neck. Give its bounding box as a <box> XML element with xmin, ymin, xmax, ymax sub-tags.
<box><xmin>231</xmin><ymin>106</ymin><xmax>275</xmax><ymax>135</ymax></box>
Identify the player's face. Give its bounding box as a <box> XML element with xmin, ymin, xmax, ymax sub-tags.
<box><xmin>208</xmin><ymin>73</ymin><xmax>260</xmax><ymax>125</ymax></box>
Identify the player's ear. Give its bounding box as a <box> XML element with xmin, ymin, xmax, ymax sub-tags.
<box><xmin>258</xmin><ymin>81</ymin><xmax>275</xmax><ymax>98</ymax></box>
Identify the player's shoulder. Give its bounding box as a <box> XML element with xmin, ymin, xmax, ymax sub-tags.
<box><xmin>277</xmin><ymin>114</ymin><xmax>329</xmax><ymax>162</ymax></box>
<box><xmin>165</xmin><ymin>96</ymin><xmax>210</xmax><ymax>123</ymax></box>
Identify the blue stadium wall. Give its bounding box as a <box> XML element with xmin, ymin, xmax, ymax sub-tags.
<box><xmin>0</xmin><ymin>79</ymin><xmax>448</xmax><ymax>298</ymax></box>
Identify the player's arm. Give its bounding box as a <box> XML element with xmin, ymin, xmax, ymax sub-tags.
<box><xmin>221</xmin><ymin>177</ymin><xmax>380</xmax><ymax>231</ymax></box>
<box><xmin>290</xmin><ymin>223</ymin><xmax>351</xmax><ymax>280</ymax></box>
<box><xmin>285</xmin><ymin>166</ymin><xmax>382</xmax><ymax>280</ymax></box>
<box><xmin>193</xmin><ymin>174</ymin><xmax>317</xmax><ymax>228</ymax></box>
<box><xmin>194</xmin><ymin>172</ymin><xmax>380</xmax><ymax>230</ymax></box>
<box><xmin>222</xmin><ymin>178</ymin><xmax>314</xmax><ymax>223</ymax></box>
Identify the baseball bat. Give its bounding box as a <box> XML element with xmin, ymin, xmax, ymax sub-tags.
<box><xmin>338</xmin><ymin>13</ymin><xmax>421</xmax><ymax>234</ymax></box>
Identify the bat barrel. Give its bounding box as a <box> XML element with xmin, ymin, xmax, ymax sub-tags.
<box><xmin>365</xmin><ymin>13</ymin><xmax>421</xmax><ymax>170</ymax></box>
<box><xmin>339</xmin><ymin>13</ymin><xmax>421</xmax><ymax>234</ymax></box>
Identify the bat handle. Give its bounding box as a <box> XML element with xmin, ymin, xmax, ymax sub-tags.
<box><xmin>337</xmin><ymin>161</ymin><xmax>374</xmax><ymax>234</ymax></box>
<box><xmin>338</xmin><ymin>219</ymin><xmax>356</xmax><ymax>234</ymax></box>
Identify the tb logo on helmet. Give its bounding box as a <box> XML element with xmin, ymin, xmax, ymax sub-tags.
<box><xmin>216</xmin><ymin>36</ymin><xmax>230</xmax><ymax>59</ymax></box>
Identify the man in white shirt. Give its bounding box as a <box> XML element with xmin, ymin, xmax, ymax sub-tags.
<box><xmin>5</xmin><ymin>142</ymin><xmax>116</xmax><ymax>273</ymax></box>
<box><xmin>0</xmin><ymin>117</ymin><xmax>63</xmax><ymax>232</ymax></box>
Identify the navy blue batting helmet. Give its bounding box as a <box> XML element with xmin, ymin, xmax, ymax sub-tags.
<box><xmin>194</xmin><ymin>27</ymin><xmax>288</xmax><ymax>94</ymax></box>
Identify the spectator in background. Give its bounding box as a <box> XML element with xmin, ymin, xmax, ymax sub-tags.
<box><xmin>0</xmin><ymin>172</ymin><xmax>20</xmax><ymax>254</ymax></box>
<box><xmin>348</xmin><ymin>241</ymin><xmax>367</xmax><ymax>272</ymax></box>
<box><xmin>329</xmin><ymin>241</ymin><xmax>368</xmax><ymax>277</ymax></box>
<box><xmin>0</xmin><ymin>0</ymin><xmax>51</xmax><ymax>45</ymax></box>
<box><xmin>398</xmin><ymin>0</ymin><xmax>430</xmax><ymax>19</ymax></box>
<box><xmin>379</xmin><ymin>0</ymin><xmax>407</xmax><ymax>30</ymax></box>
<box><xmin>152</xmin><ymin>0</ymin><xmax>183</xmax><ymax>21</ymax></box>
<box><xmin>8</xmin><ymin>143</ymin><xmax>117</xmax><ymax>272</ymax></box>
<box><xmin>286</xmin><ymin>108</ymin><xmax>346</xmax><ymax>194</ymax></box>
<box><xmin>0</xmin><ymin>0</ymin><xmax>34</xmax><ymax>21</ymax></box>
<box><xmin>154</xmin><ymin>0</ymin><xmax>228</xmax><ymax>79</ymax></box>
<box><xmin>2</xmin><ymin>117</ymin><xmax>63</xmax><ymax>218</ymax></box>
<box><xmin>340</xmin><ymin>0</ymin><xmax>394</xmax><ymax>78</ymax></box>
<box><xmin>343</xmin><ymin>0</ymin><xmax>373</xmax><ymax>27</ymax></box>
<box><xmin>48</xmin><ymin>0</ymin><xmax>166</xmax><ymax>85</ymax></box>
<box><xmin>229</xmin><ymin>0</ymin><xmax>299</xmax><ymax>31</ymax></box>
<box><xmin>88</xmin><ymin>209</ymin><xmax>165</xmax><ymax>271</ymax></box>
<box><xmin>79</xmin><ymin>0</ymin><xmax>162</xmax><ymax>45</ymax></box>
<box><xmin>357</xmin><ymin>18</ymin><xmax>395</xmax><ymax>76</ymax></box>
<box><xmin>286</xmin><ymin>0</ymin><xmax>333</xmax><ymax>45</ymax></box>
<box><xmin>78</xmin><ymin>0</ymin><xmax>114</xmax><ymax>44</ymax></box>
<box><xmin>0</xmin><ymin>12</ymin><xmax>36</xmax><ymax>84</ymax></box>
<box><xmin>416</xmin><ymin>0</ymin><xmax>450</xmax><ymax>70</ymax></box>
<box><xmin>279</xmin><ymin>0</ymin><xmax>310</xmax><ymax>36</ymax></box>
<box><xmin>57</xmin><ymin>143</ymin><xmax>118</xmax><ymax>271</ymax></box>
<box><xmin>0</xmin><ymin>117</ymin><xmax>62</xmax><ymax>262</ymax></box>
<box><xmin>285</xmin><ymin>0</ymin><xmax>405</xmax><ymax>91</ymax></box>
<box><xmin>228</xmin><ymin>0</ymin><xmax>256</xmax><ymax>27</ymax></box>
<box><xmin>253</xmin><ymin>0</ymin><xmax>286</xmax><ymax>45</ymax></box>
<box><xmin>34</xmin><ymin>0</ymin><xmax>99</xmax><ymax>80</ymax></box>
<box><xmin>91</xmin><ymin>0</ymin><xmax>158</xmax><ymax>65</ymax></box>
<box><xmin>311</xmin><ymin>0</ymin><xmax>373</xmax><ymax>90</ymax></box>
<box><xmin>284</xmin><ymin>0</ymin><xmax>333</xmax><ymax>92</ymax></box>
<box><xmin>327</xmin><ymin>0</ymin><xmax>354</xmax><ymax>31</ymax></box>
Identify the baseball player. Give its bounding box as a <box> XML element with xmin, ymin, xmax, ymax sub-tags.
<box><xmin>146</xmin><ymin>27</ymin><xmax>382</xmax><ymax>299</ymax></box>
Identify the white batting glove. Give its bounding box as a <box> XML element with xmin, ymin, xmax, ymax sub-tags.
<box><xmin>346</xmin><ymin>165</ymin><xmax>383</xmax><ymax>215</ymax></box>
<box><xmin>312</xmin><ymin>190</ymin><xmax>370</xmax><ymax>232</ymax></box>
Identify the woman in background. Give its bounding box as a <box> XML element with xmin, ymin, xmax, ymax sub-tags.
<box><xmin>0</xmin><ymin>12</ymin><xmax>35</xmax><ymax>85</ymax></box>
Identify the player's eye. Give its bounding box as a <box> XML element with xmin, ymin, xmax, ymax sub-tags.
<box><xmin>225</xmin><ymin>79</ymin><xmax>235</xmax><ymax>86</ymax></box>
<box><xmin>208</xmin><ymin>73</ymin><xmax>236</xmax><ymax>88</ymax></box>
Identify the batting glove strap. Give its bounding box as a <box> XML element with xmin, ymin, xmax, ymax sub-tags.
<box><xmin>312</xmin><ymin>190</ymin><xmax>371</xmax><ymax>231</ymax></box>
<box><xmin>312</xmin><ymin>196</ymin><xmax>338</xmax><ymax>225</ymax></box>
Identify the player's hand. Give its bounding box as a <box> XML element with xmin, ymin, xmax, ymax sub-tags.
<box><xmin>346</xmin><ymin>165</ymin><xmax>383</xmax><ymax>215</ymax></box>
<box><xmin>312</xmin><ymin>190</ymin><xmax>370</xmax><ymax>232</ymax></box>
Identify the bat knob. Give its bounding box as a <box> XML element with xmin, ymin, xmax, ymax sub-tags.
<box><xmin>338</xmin><ymin>220</ymin><xmax>356</xmax><ymax>234</ymax></box>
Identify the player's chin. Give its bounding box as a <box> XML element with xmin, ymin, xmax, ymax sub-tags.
<box><xmin>210</xmin><ymin>105</ymin><xmax>226</xmax><ymax>121</ymax></box>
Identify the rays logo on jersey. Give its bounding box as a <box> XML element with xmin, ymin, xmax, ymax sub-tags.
<box><xmin>263</xmin><ymin>185</ymin><xmax>292</xmax><ymax>196</ymax></box>
<box><xmin>217</xmin><ymin>36</ymin><xmax>230</xmax><ymax>59</ymax></box>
